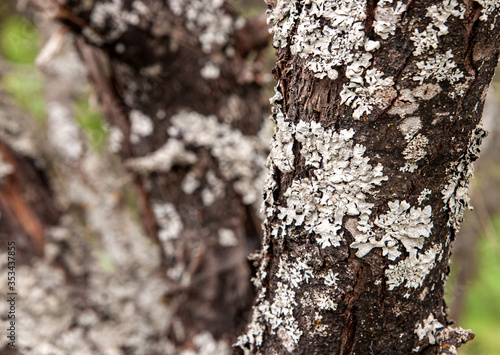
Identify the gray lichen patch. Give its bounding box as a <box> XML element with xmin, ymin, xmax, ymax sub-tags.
<box><xmin>476</xmin><ymin>0</ymin><xmax>500</xmax><ymax>23</ymax></box>
<box><xmin>129</xmin><ymin>109</ymin><xmax>154</xmax><ymax>144</ymax></box>
<box><xmin>442</xmin><ymin>126</ymin><xmax>486</xmax><ymax>231</ymax></box>
<box><xmin>153</xmin><ymin>201</ymin><xmax>183</xmax><ymax>242</ymax></box>
<box><xmin>83</xmin><ymin>0</ymin><xmax>152</xmax><ymax>45</ymax></box>
<box><xmin>277</xmin><ymin>121</ymin><xmax>387</xmax><ymax>249</ymax></box>
<box><xmin>201</xmin><ymin>170</ymin><xmax>225</xmax><ymax>206</ymax></box>
<box><xmin>260</xmin><ymin>282</ymin><xmax>302</xmax><ymax>352</ymax></box>
<box><xmin>276</xmin><ymin>254</ymin><xmax>314</xmax><ymax>288</ymax></box>
<box><xmin>181</xmin><ymin>171</ymin><xmax>200</xmax><ymax>194</ymax></box>
<box><xmin>398</xmin><ymin>116</ymin><xmax>422</xmax><ymax>137</ymax></box>
<box><xmin>340</xmin><ymin>65</ymin><xmax>396</xmax><ymax>120</ymax></box>
<box><xmin>179</xmin><ymin>331</ymin><xmax>232</xmax><ymax>355</ymax></box>
<box><xmin>413</xmin><ymin>50</ymin><xmax>464</xmax><ymax>86</ymax></box>
<box><xmin>410</xmin><ymin>0</ymin><xmax>465</xmax><ymax>56</ymax></box>
<box><xmin>168</xmin><ymin>0</ymin><xmax>235</xmax><ymax>53</ymax></box>
<box><xmin>268</xmin><ymin>0</ymin><xmax>397</xmax><ymax>119</ymax></box>
<box><xmin>388</xmin><ymin>84</ymin><xmax>441</xmax><ymax>118</ymax></box>
<box><xmin>418</xmin><ymin>189</ymin><xmax>432</xmax><ymax>205</ymax></box>
<box><xmin>351</xmin><ymin>200</ymin><xmax>433</xmax><ymax>261</ymax></box>
<box><xmin>374</xmin><ymin>0</ymin><xmax>407</xmax><ymax>40</ymax></box>
<box><xmin>385</xmin><ymin>244</ymin><xmax>441</xmax><ymax>294</ymax></box>
<box><xmin>125</xmin><ymin>139</ymin><xmax>197</xmax><ymax>174</ymax></box>
<box><xmin>400</xmin><ymin>133</ymin><xmax>429</xmax><ymax>173</ymax></box>
<box><xmin>415</xmin><ymin>313</ymin><xmax>444</xmax><ymax>348</ymax></box>
<box><xmin>0</xmin><ymin>153</ymin><xmax>174</xmax><ymax>354</ymax></box>
<box><xmin>217</xmin><ymin>228</ymin><xmax>238</xmax><ymax>247</ymax></box>
<box><xmin>269</xmin><ymin>108</ymin><xmax>295</xmax><ymax>173</ymax></box>
<box><xmin>169</xmin><ymin>110</ymin><xmax>268</xmax><ymax>206</ymax></box>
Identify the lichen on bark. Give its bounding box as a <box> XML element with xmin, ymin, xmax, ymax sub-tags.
<box><xmin>237</xmin><ymin>0</ymin><xmax>500</xmax><ymax>354</ymax></box>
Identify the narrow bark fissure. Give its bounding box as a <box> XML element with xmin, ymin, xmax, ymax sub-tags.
<box><xmin>339</xmin><ymin>260</ymin><xmax>364</xmax><ymax>355</ymax></box>
<box><xmin>375</xmin><ymin>50</ymin><xmax>413</xmax><ymax>120</ymax></box>
<box><xmin>364</xmin><ymin>0</ymin><xmax>378</xmax><ymax>40</ymax></box>
<box><xmin>462</xmin><ymin>3</ymin><xmax>482</xmax><ymax>76</ymax></box>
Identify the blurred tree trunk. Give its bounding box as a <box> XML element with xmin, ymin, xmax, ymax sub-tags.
<box><xmin>28</xmin><ymin>0</ymin><xmax>271</xmax><ymax>348</ymax></box>
<box><xmin>236</xmin><ymin>1</ymin><xmax>500</xmax><ymax>354</ymax></box>
<box><xmin>0</xmin><ymin>60</ymin><xmax>60</xmax><ymax>261</ymax></box>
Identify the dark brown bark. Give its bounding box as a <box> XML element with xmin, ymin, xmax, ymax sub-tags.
<box><xmin>237</xmin><ymin>1</ymin><xmax>500</xmax><ymax>354</ymax></box>
<box><xmin>29</xmin><ymin>0</ymin><xmax>271</xmax><ymax>347</ymax></box>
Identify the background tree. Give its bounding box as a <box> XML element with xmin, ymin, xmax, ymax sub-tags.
<box><xmin>236</xmin><ymin>1</ymin><xmax>500</xmax><ymax>354</ymax></box>
<box><xmin>1</xmin><ymin>0</ymin><xmax>271</xmax><ymax>353</ymax></box>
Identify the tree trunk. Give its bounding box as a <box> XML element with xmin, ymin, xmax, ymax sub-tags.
<box><xmin>236</xmin><ymin>1</ymin><xmax>500</xmax><ymax>354</ymax></box>
<box><xmin>30</xmin><ymin>0</ymin><xmax>271</xmax><ymax>347</ymax></box>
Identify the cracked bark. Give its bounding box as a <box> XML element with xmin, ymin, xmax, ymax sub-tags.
<box><xmin>237</xmin><ymin>1</ymin><xmax>500</xmax><ymax>354</ymax></box>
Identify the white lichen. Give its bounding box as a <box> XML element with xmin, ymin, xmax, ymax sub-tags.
<box><xmin>84</xmin><ymin>0</ymin><xmax>153</xmax><ymax>45</ymax></box>
<box><xmin>385</xmin><ymin>244</ymin><xmax>441</xmax><ymax>293</ymax></box>
<box><xmin>410</xmin><ymin>0</ymin><xmax>465</xmax><ymax>56</ymax></box>
<box><xmin>218</xmin><ymin>228</ymin><xmax>238</xmax><ymax>247</ymax></box>
<box><xmin>200</xmin><ymin>62</ymin><xmax>221</xmax><ymax>80</ymax></box>
<box><xmin>276</xmin><ymin>254</ymin><xmax>314</xmax><ymax>288</ymax></box>
<box><xmin>314</xmin><ymin>291</ymin><xmax>338</xmax><ymax>311</ymax></box>
<box><xmin>180</xmin><ymin>331</ymin><xmax>231</xmax><ymax>355</ymax></box>
<box><xmin>170</xmin><ymin>0</ymin><xmax>235</xmax><ymax>53</ymax></box>
<box><xmin>125</xmin><ymin>139</ymin><xmax>197</xmax><ymax>173</ymax></box>
<box><xmin>322</xmin><ymin>270</ymin><xmax>338</xmax><ymax>287</ymax></box>
<box><xmin>278</xmin><ymin>122</ymin><xmax>387</xmax><ymax>249</ymax></box>
<box><xmin>268</xmin><ymin>0</ymin><xmax>396</xmax><ymax>119</ymax></box>
<box><xmin>340</xmin><ymin>66</ymin><xmax>396</xmax><ymax>120</ymax></box>
<box><xmin>108</xmin><ymin>126</ymin><xmax>124</xmax><ymax>153</ymax></box>
<box><xmin>129</xmin><ymin>109</ymin><xmax>153</xmax><ymax>144</ymax></box>
<box><xmin>0</xmin><ymin>151</ymin><xmax>173</xmax><ymax>354</ymax></box>
<box><xmin>269</xmin><ymin>109</ymin><xmax>295</xmax><ymax>173</ymax></box>
<box><xmin>88</xmin><ymin>0</ymin><xmax>127</xmax><ymax>44</ymax></box>
<box><xmin>201</xmin><ymin>170</ymin><xmax>225</xmax><ymax>206</ymax></box>
<box><xmin>400</xmin><ymin>134</ymin><xmax>429</xmax><ymax>173</ymax></box>
<box><xmin>153</xmin><ymin>202</ymin><xmax>183</xmax><ymax>242</ymax></box>
<box><xmin>265</xmin><ymin>282</ymin><xmax>302</xmax><ymax>352</ymax></box>
<box><xmin>476</xmin><ymin>0</ymin><xmax>500</xmax><ymax>22</ymax></box>
<box><xmin>418</xmin><ymin>189</ymin><xmax>432</xmax><ymax>205</ymax></box>
<box><xmin>442</xmin><ymin>126</ymin><xmax>485</xmax><ymax>230</ymax></box>
<box><xmin>413</xmin><ymin>50</ymin><xmax>464</xmax><ymax>85</ymax></box>
<box><xmin>399</xmin><ymin>116</ymin><xmax>422</xmax><ymax>137</ymax></box>
<box><xmin>388</xmin><ymin>84</ymin><xmax>441</xmax><ymax>118</ymax></box>
<box><xmin>181</xmin><ymin>171</ymin><xmax>200</xmax><ymax>194</ymax></box>
<box><xmin>415</xmin><ymin>313</ymin><xmax>444</xmax><ymax>345</ymax></box>
<box><xmin>374</xmin><ymin>0</ymin><xmax>407</xmax><ymax>39</ymax></box>
<box><xmin>351</xmin><ymin>200</ymin><xmax>433</xmax><ymax>261</ymax></box>
<box><xmin>47</xmin><ymin>101</ymin><xmax>83</xmax><ymax>161</ymax></box>
<box><xmin>169</xmin><ymin>110</ymin><xmax>267</xmax><ymax>206</ymax></box>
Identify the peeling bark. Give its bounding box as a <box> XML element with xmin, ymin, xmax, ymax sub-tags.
<box><xmin>28</xmin><ymin>0</ymin><xmax>271</xmax><ymax>348</ymax></box>
<box><xmin>237</xmin><ymin>1</ymin><xmax>500</xmax><ymax>354</ymax></box>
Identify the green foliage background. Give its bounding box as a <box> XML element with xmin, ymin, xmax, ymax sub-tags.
<box><xmin>0</xmin><ymin>14</ymin><xmax>107</xmax><ymax>150</ymax></box>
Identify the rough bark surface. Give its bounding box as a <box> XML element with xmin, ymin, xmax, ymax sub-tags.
<box><xmin>29</xmin><ymin>0</ymin><xmax>271</xmax><ymax>347</ymax></box>
<box><xmin>237</xmin><ymin>1</ymin><xmax>500</xmax><ymax>354</ymax></box>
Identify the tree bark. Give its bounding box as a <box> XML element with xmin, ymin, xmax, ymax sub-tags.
<box><xmin>29</xmin><ymin>0</ymin><xmax>271</xmax><ymax>347</ymax></box>
<box><xmin>236</xmin><ymin>1</ymin><xmax>500</xmax><ymax>354</ymax></box>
